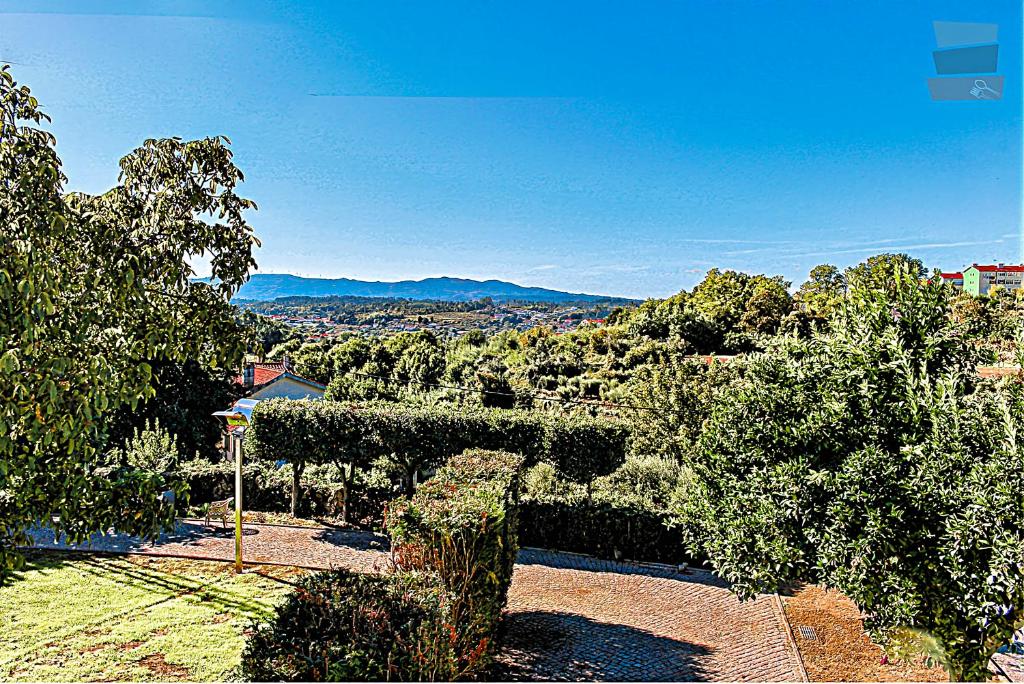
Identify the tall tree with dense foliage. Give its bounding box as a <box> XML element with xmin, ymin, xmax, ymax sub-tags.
<box><xmin>677</xmin><ymin>259</ymin><xmax>1023</xmax><ymax>680</ymax></box>
<box><xmin>689</xmin><ymin>269</ymin><xmax>793</xmax><ymax>335</ymax></box>
<box><xmin>795</xmin><ymin>263</ymin><xmax>846</xmax><ymax>320</ymax></box>
<box><xmin>0</xmin><ymin>68</ymin><xmax>257</xmax><ymax>581</ymax></box>
<box><xmin>844</xmin><ymin>252</ymin><xmax>926</xmax><ymax>284</ymax></box>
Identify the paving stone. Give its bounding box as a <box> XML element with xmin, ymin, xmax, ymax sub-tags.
<box><xmin>495</xmin><ymin>549</ymin><xmax>804</xmax><ymax>681</ymax></box>
<box><xmin>26</xmin><ymin>519</ymin><xmax>390</xmax><ymax>573</ymax></box>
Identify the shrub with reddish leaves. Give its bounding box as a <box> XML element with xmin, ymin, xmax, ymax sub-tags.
<box><xmin>238</xmin><ymin>570</ymin><xmax>452</xmax><ymax>681</ymax></box>
<box><xmin>386</xmin><ymin>449</ymin><xmax>524</xmax><ymax>679</ymax></box>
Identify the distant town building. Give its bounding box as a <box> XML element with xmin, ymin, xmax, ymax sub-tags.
<box><xmin>962</xmin><ymin>264</ymin><xmax>1024</xmax><ymax>296</ymax></box>
<box><xmin>939</xmin><ymin>272</ymin><xmax>964</xmax><ymax>289</ymax></box>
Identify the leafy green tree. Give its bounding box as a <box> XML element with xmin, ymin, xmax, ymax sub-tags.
<box><xmin>689</xmin><ymin>269</ymin><xmax>752</xmax><ymax>329</ymax></box>
<box><xmin>291</xmin><ymin>341</ymin><xmax>334</xmax><ymax>385</ymax></box>
<box><xmin>626</xmin><ymin>294</ymin><xmax>686</xmax><ymax>339</ymax></box>
<box><xmin>106</xmin><ymin>419</ymin><xmax>181</xmax><ymax>474</ymax></box>
<box><xmin>240</xmin><ymin>310</ymin><xmax>295</xmax><ymax>360</ymax></box>
<box><xmin>475</xmin><ymin>356</ymin><xmax>517</xmax><ymax>409</ymax></box>
<box><xmin>523</xmin><ymin>332</ymin><xmax>586</xmax><ymax>391</ymax></box>
<box><xmin>0</xmin><ymin>68</ymin><xmax>257</xmax><ymax>581</ymax></box>
<box><xmin>796</xmin><ymin>263</ymin><xmax>846</xmax><ymax>320</ymax></box>
<box><xmin>638</xmin><ymin>270</ymin><xmax>793</xmax><ymax>350</ymax></box>
<box><xmin>625</xmin><ymin>356</ymin><xmax>735</xmax><ymax>462</ymax></box>
<box><xmin>676</xmin><ymin>261</ymin><xmax>1022</xmax><ymax>680</ymax></box>
<box><xmin>393</xmin><ymin>336</ymin><xmax>445</xmax><ymax>388</ymax></box>
<box><xmin>459</xmin><ymin>329</ymin><xmax>487</xmax><ymax>347</ymax></box>
<box><xmin>103</xmin><ymin>360</ymin><xmax>241</xmax><ymax>460</ymax></box>
<box><xmin>329</xmin><ymin>335</ymin><xmax>376</xmax><ymax>374</ymax></box>
<box><xmin>844</xmin><ymin>252</ymin><xmax>925</xmax><ymax>286</ymax></box>
<box><xmin>266</xmin><ymin>336</ymin><xmax>303</xmax><ymax>361</ymax></box>
<box><xmin>739</xmin><ymin>276</ymin><xmax>793</xmax><ymax>335</ymax></box>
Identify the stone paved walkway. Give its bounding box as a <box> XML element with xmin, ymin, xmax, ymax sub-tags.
<box><xmin>27</xmin><ymin>519</ymin><xmax>389</xmax><ymax>573</ymax></box>
<box><xmin>498</xmin><ymin>550</ymin><xmax>804</xmax><ymax>682</ymax></box>
<box><xmin>27</xmin><ymin>521</ymin><xmax>805</xmax><ymax>682</ymax></box>
<box><xmin>992</xmin><ymin>630</ymin><xmax>1024</xmax><ymax>682</ymax></box>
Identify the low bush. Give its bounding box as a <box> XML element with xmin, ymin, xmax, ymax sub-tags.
<box><xmin>176</xmin><ymin>457</ymin><xmax>396</xmax><ymax>527</ymax></box>
<box><xmin>516</xmin><ymin>456</ymin><xmax>696</xmax><ymax>565</ymax></box>
<box><xmin>238</xmin><ymin>570</ymin><xmax>452</xmax><ymax>681</ymax></box>
<box><xmin>518</xmin><ymin>494</ymin><xmax>690</xmax><ymax>565</ymax></box>
<box><xmin>386</xmin><ymin>449</ymin><xmax>524</xmax><ymax>678</ymax></box>
<box><xmin>592</xmin><ymin>454</ymin><xmax>692</xmax><ymax>511</ymax></box>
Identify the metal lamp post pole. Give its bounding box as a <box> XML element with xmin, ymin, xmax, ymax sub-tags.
<box><xmin>214</xmin><ymin>399</ymin><xmax>258</xmax><ymax>575</ymax></box>
<box><xmin>234</xmin><ymin>431</ymin><xmax>243</xmax><ymax>573</ymax></box>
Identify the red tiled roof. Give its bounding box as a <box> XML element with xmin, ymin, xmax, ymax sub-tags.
<box><xmin>234</xmin><ymin>362</ymin><xmax>285</xmax><ymax>387</ymax></box>
<box><xmin>940</xmin><ymin>272</ymin><xmax>963</xmax><ymax>279</ymax></box>
<box><xmin>253</xmin><ymin>365</ymin><xmax>286</xmax><ymax>386</ymax></box>
<box><xmin>968</xmin><ymin>264</ymin><xmax>1024</xmax><ymax>272</ymax></box>
<box><xmin>234</xmin><ymin>362</ymin><xmax>327</xmax><ymax>392</ymax></box>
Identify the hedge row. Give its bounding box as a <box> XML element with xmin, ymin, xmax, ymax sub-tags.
<box><xmin>239</xmin><ymin>449</ymin><xmax>525</xmax><ymax>681</ymax></box>
<box><xmin>245</xmin><ymin>399</ymin><xmax>629</xmax><ymax>486</ymax></box>
<box><xmin>176</xmin><ymin>457</ymin><xmax>395</xmax><ymax>525</ymax></box>
<box><xmin>519</xmin><ymin>494</ymin><xmax>693</xmax><ymax>565</ymax></box>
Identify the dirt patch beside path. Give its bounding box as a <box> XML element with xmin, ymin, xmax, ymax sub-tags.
<box><xmin>781</xmin><ymin>585</ymin><xmax>946</xmax><ymax>682</ymax></box>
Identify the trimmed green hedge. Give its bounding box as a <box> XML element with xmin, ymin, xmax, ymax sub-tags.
<box><xmin>518</xmin><ymin>494</ymin><xmax>692</xmax><ymax>565</ymax></box>
<box><xmin>245</xmin><ymin>399</ymin><xmax>628</xmax><ymax>487</ymax></box>
<box><xmin>386</xmin><ymin>450</ymin><xmax>523</xmax><ymax>676</ymax></box>
<box><xmin>176</xmin><ymin>457</ymin><xmax>395</xmax><ymax>525</ymax></box>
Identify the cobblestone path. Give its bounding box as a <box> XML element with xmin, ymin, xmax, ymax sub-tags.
<box><xmin>496</xmin><ymin>550</ymin><xmax>805</xmax><ymax>681</ymax></box>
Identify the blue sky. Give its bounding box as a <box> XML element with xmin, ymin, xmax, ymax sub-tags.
<box><xmin>1</xmin><ymin>0</ymin><xmax>1021</xmax><ymax>298</ymax></box>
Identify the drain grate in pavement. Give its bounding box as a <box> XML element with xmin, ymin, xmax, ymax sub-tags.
<box><xmin>797</xmin><ymin>626</ymin><xmax>818</xmax><ymax>641</ymax></box>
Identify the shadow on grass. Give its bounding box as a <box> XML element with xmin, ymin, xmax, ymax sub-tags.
<box><xmin>493</xmin><ymin>609</ymin><xmax>712</xmax><ymax>682</ymax></box>
<box><xmin>26</xmin><ymin>519</ymin><xmax>390</xmax><ymax>559</ymax></box>
<box><xmin>9</xmin><ymin>550</ymin><xmax>277</xmax><ymax>618</ymax></box>
<box><xmin>6</xmin><ymin>549</ymin><xmax>76</xmax><ymax>584</ymax></box>
<box><xmin>25</xmin><ymin>520</ymin><xmax>240</xmax><ymax>555</ymax></box>
<box><xmin>68</xmin><ymin>555</ymin><xmax>276</xmax><ymax>618</ymax></box>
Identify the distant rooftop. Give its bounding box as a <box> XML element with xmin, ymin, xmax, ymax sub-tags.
<box><xmin>968</xmin><ymin>264</ymin><xmax>1024</xmax><ymax>273</ymax></box>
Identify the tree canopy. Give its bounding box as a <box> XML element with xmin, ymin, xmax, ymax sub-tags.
<box><xmin>676</xmin><ymin>261</ymin><xmax>1024</xmax><ymax>680</ymax></box>
<box><xmin>0</xmin><ymin>67</ymin><xmax>258</xmax><ymax>581</ymax></box>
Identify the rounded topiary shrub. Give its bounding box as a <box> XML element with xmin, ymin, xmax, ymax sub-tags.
<box><xmin>239</xmin><ymin>570</ymin><xmax>450</xmax><ymax>682</ymax></box>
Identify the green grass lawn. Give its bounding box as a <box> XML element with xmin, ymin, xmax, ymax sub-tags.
<box><xmin>0</xmin><ymin>551</ymin><xmax>305</xmax><ymax>682</ymax></box>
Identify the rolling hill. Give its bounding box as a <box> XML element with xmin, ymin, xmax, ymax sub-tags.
<box><xmin>230</xmin><ymin>274</ymin><xmax>636</xmax><ymax>304</ymax></box>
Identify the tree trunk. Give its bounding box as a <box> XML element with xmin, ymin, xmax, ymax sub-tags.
<box><xmin>340</xmin><ymin>463</ymin><xmax>351</xmax><ymax>524</ymax></box>
<box><xmin>291</xmin><ymin>461</ymin><xmax>305</xmax><ymax>517</ymax></box>
<box><xmin>405</xmin><ymin>465</ymin><xmax>417</xmax><ymax>497</ymax></box>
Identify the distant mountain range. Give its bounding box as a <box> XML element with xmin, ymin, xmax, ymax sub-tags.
<box><xmin>231</xmin><ymin>274</ymin><xmax>638</xmax><ymax>304</ymax></box>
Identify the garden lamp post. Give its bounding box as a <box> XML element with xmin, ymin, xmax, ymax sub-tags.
<box><xmin>212</xmin><ymin>398</ymin><xmax>260</xmax><ymax>572</ymax></box>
